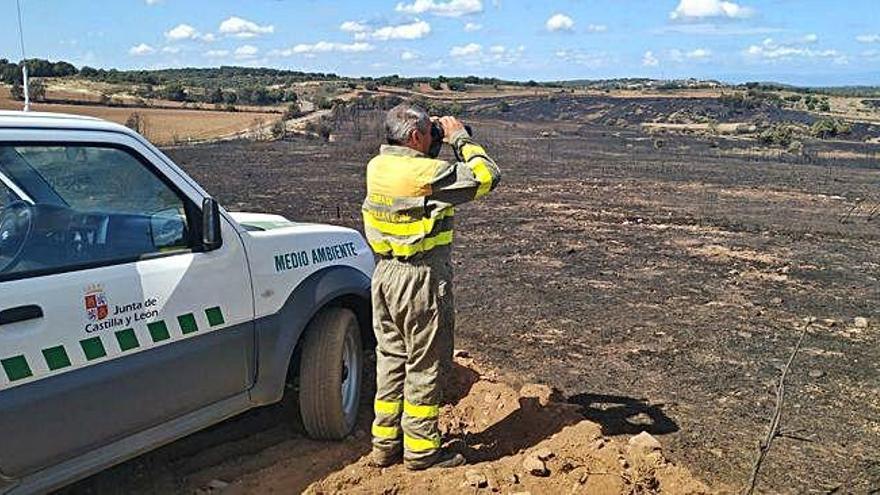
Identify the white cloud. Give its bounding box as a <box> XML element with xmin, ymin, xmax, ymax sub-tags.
<box><xmin>447</xmin><ymin>43</ymin><xmax>523</xmax><ymax>66</ymax></box>
<box><xmin>161</xmin><ymin>46</ymin><xmax>181</xmax><ymax>54</ymax></box>
<box><xmin>274</xmin><ymin>41</ymin><xmax>374</xmax><ymax>56</ymax></box>
<box><xmin>145</xmin><ymin>0</ymin><xmax>162</xmax><ymax>4</ymax></box>
<box><xmin>464</xmin><ymin>22</ymin><xmax>482</xmax><ymax>32</ymax></box>
<box><xmin>340</xmin><ymin>21</ymin><xmax>369</xmax><ymax>33</ymax></box>
<box><xmin>546</xmin><ymin>13</ymin><xmax>574</xmax><ymax>32</ymax></box>
<box><xmin>670</xmin><ymin>0</ymin><xmax>754</xmax><ymax>20</ymax></box>
<box><xmin>204</xmin><ymin>49</ymin><xmax>230</xmax><ymax>57</ymax></box>
<box><xmin>863</xmin><ymin>49</ymin><xmax>880</xmax><ymax>61</ymax></box>
<box><xmin>555</xmin><ymin>49</ymin><xmax>610</xmax><ymax>68</ymax></box>
<box><xmin>745</xmin><ymin>38</ymin><xmax>844</xmax><ymax>62</ymax></box>
<box><xmin>857</xmin><ymin>34</ymin><xmax>880</xmax><ymax>43</ymax></box>
<box><xmin>450</xmin><ymin>42</ymin><xmax>482</xmax><ymax>57</ymax></box>
<box><xmin>655</xmin><ymin>23</ymin><xmax>781</xmax><ymax>36</ymax></box>
<box><xmin>165</xmin><ymin>23</ymin><xmax>214</xmax><ymax>42</ymax></box>
<box><xmin>129</xmin><ymin>43</ymin><xmax>155</xmax><ymax>56</ymax></box>
<box><xmin>396</xmin><ymin>0</ymin><xmax>483</xmax><ymax>17</ymax></box>
<box><xmin>587</xmin><ymin>24</ymin><xmax>608</xmax><ymax>33</ymax></box>
<box><xmin>165</xmin><ymin>24</ymin><xmax>195</xmax><ymax>40</ymax></box>
<box><xmin>642</xmin><ymin>50</ymin><xmax>659</xmax><ymax>67</ymax></box>
<box><xmin>401</xmin><ymin>50</ymin><xmax>418</xmax><ymax>61</ymax></box>
<box><xmin>234</xmin><ymin>45</ymin><xmax>259</xmax><ymax>59</ymax></box>
<box><xmin>802</xmin><ymin>33</ymin><xmax>818</xmax><ymax>44</ymax></box>
<box><xmin>687</xmin><ymin>48</ymin><xmax>712</xmax><ymax>59</ymax></box>
<box><xmin>219</xmin><ymin>16</ymin><xmax>275</xmax><ymax>38</ymax></box>
<box><xmin>358</xmin><ymin>19</ymin><xmax>431</xmax><ymax>41</ymax></box>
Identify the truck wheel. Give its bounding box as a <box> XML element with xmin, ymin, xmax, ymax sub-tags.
<box><xmin>299</xmin><ymin>307</ymin><xmax>363</xmax><ymax>439</ymax></box>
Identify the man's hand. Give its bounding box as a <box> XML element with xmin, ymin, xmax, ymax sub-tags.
<box><xmin>438</xmin><ymin>116</ymin><xmax>465</xmax><ymax>143</ymax></box>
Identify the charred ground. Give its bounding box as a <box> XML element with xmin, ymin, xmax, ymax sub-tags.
<box><xmin>67</xmin><ymin>94</ymin><xmax>879</xmax><ymax>494</ymax></box>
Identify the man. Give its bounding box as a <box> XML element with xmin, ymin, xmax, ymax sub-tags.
<box><xmin>363</xmin><ymin>103</ymin><xmax>501</xmax><ymax>470</ymax></box>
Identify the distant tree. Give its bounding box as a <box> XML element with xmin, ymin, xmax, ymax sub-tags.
<box><xmin>429</xmin><ymin>80</ymin><xmax>442</xmax><ymax>91</ymax></box>
<box><xmin>498</xmin><ymin>100</ymin><xmax>510</xmax><ymax>112</ymax></box>
<box><xmin>79</xmin><ymin>66</ymin><xmax>99</xmax><ymax>78</ymax></box>
<box><xmin>283</xmin><ymin>89</ymin><xmax>298</xmax><ymax>102</ymax></box>
<box><xmin>208</xmin><ymin>87</ymin><xmax>224</xmax><ymax>104</ymax></box>
<box><xmin>28</xmin><ymin>79</ymin><xmax>46</xmax><ymax>102</ymax></box>
<box><xmin>124</xmin><ymin>112</ymin><xmax>148</xmax><ymax>135</ymax></box>
<box><xmin>448</xmin><ymin>81</ymin><xmax>467</xmax><ymax>92</ymax></box>
<box><xmin>0</xmin><ymin>61</ymin><xmax>21</xmax><ymax>85</ymax></box>
<box><xmin>316</xmin><ymin>97</ymin><xmax>333</xmax><ymax>110</ymax></box>
<box><xmin>811</xmin><ymin>118</ymin><xmax>850</xmax><ymax>138</ymax></box>
<box><xmin>282</xmin><ymin>101</ymin><xmax>302</xmax><ymax>120</ymax></box>
<box><xmin>163</xmin><ymin>83</ymin><xmax>186</xmax><ymax>102</ymax></box>
<box><xmin>270</xmin><ymin>119</ymin><xmax>286</xmax><ymax>139</ymax></box>
<box><xmin>51</xmin><ymin>61</ymin><xmax>78</xmax><ymax>77</ymax></box>
<box><xmin>10</xmin><ymin>81</ymin><xmax>23</xmax><ymax>100</ymax></box>
<box><xmin>365</xmin><ymin>82</ymin><xmax>379</xmax><ymax>91</ymax></box>
<box><xmin>223</xmin><ymin>91</ymin><xmax>238</xmax><ymax>105</ymax></box>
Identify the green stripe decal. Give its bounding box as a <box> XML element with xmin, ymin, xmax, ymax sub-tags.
<box><xmin>2</xmin><ymin>305</ymin><xmax>225</xmax><ymax>388</ymax></box>
<box><xmin>178</xmin><ymin>313</ymin><xmax>199</xmax><ymax>334</ymax></box>
<box><xmin>2</xmin><ymin>356</ymin><xmax>33</xmax><ymax>382</ymax></box>
<box><xmin>147</xmin><ymin>321</ymin><xmax>171</xmax><ymax>343</ymax></box>
<box><xmin>42</xmin><ymin>346</ymin><xmax>72</xmax><ymax>371</ymax></box>
<box><xmin>115</xmin><ymin>328</ymin><xmax>140</xmax><ymax>352</ymax></box>
<box><xmin>205</xmin><ymin>307</ymin><xmax>225</xmax><ymax>327</ymax></box>
<box><xmin>80</xmin><ymin>337</ymin><xmax>107</xmax><ymax>361</ymax></box>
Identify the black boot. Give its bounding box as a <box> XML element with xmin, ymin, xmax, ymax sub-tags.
<box><xmin>405</xmin><ymin>450</ymin><xmax>466</xmax><ymax>471</ymax></box>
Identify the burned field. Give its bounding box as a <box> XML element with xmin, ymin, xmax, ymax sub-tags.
<box><xmin>68</xmin><ymin>95</ymin><xmax>879</xmax><ymax>494</ymax></box>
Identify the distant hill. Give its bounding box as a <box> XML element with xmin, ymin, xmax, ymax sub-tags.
<box><xmin>3</xmin><ymin>57</ymin><xmax>880</xmax><ymax>100</ymax></box>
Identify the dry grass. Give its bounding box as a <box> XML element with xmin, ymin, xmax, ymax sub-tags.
<box><xmin>0</xmin><ymin>88</ymin><xmax>278</xmax><ymax>145</ymax></box>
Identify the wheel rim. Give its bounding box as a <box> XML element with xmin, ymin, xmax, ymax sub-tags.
<box><xmin>341</xmin><ymin>327</ymin><xmax>360</xmax><ymax>420</ymax></box>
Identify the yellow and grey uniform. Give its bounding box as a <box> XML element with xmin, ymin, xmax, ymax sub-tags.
<box><xmin>363</xmin><ymin>130</ymin><xmax>501</xmax><ymax>466</ymax></box>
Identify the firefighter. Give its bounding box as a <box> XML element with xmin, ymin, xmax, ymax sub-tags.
<box><xmin>363</xmin><ymin>103</ymin><xmax>501</xmax><ymax>470</ymax></box>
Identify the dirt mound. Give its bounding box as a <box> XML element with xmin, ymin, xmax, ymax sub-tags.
<box><xmin>303</xmin><ymin>356</ymin><xmax>710</xmax><ymax>494</ymax></box>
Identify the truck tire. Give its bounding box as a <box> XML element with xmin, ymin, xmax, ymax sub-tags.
<box><xmin>299</xmin><ymin>306</ymin><xmax>363</xmax><ymax>439</ymax></box>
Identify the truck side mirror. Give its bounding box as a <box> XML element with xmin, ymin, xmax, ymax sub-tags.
<box><xmin>202</xmin><ymin>197</ymin><xmax>223</xmax><ymax>251</ymax></box>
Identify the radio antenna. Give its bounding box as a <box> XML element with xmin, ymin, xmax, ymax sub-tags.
<box><xmin>16</xmin><ymin>0</ymin><xmax>30</xmax><ymax>112</ymax></box>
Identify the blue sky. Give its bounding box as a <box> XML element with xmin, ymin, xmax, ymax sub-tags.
<box><xmin>2</xmin><ymin>0</ymin><xmax>879</xmax><ymax>85</ymax></box>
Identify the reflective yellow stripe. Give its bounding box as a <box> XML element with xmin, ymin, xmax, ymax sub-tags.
<box><xmin>372</xmin><ymin>424</ymin><xmax>400</xmax><ymax>439</ymax></box>
<box><xmin>363</xmin><ymin>208</ymin><xmax>453</xmax><ymax>237</ymax></box>
<box><xmin>404</xmin><ymin>434</ymin><xmax>441</xmax><ymax>452</ymax></box>
<box><xmin>369</xmin><ymin>238</ymin><xmax>393</xmax><ymax>255</ymax></box>
<box><xmin>374</xmin><ymin>399</ymin><xmax>403</xmax><ymax>415</ymax></box>
<box><xmin>471</xmin><ymin>161</ymin><xmax>494</xmax><ymax>199</ymax></box>
<box><xmin>369</xmin><ymin>230</ymin><xmax>453</xmax><ymax>257</ymax></box>
<box><xmin>404</xmin><ymin>400</ymin><xmax>440</xmax><ymax>419</ymax></box>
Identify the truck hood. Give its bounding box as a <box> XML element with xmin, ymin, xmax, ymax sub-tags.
<box><xmin>230</xmin><ymin>211</ymin><xmax>375</xmax><ymax>319</ymax></box>
<box><xmin>228</xmin><ymin>212</ymin><xmax>302</xmax><ymax>231</ymax></box>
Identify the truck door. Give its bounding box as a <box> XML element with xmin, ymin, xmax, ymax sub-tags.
<box><xmin>0</xmin><ymin>138</ymin><xmax>254</xmax><ymax>478</ymax></box>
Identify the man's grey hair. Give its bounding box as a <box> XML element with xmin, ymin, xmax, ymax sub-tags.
<box><xmin>385</xmin><ymin>102</ymin><xmax>430</xmax><ymax>145</ymax></box>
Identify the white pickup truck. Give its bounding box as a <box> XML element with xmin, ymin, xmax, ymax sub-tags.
<box><xmin>0</xmin><ymin>111</ymin><xmax>375</xmax><ymax>494</ymax></box>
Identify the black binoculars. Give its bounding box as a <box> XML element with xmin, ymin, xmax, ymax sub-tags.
<box><xmin>428</xmin><ymin>122</ymin><xmax>473</xmax><ymax>158</ymax></box>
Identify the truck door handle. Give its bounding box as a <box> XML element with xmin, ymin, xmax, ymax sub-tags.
<box><xmin>0</xmin><ymin>305</ymin><xmax>44</xmax><ymax>325</ymax></box>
